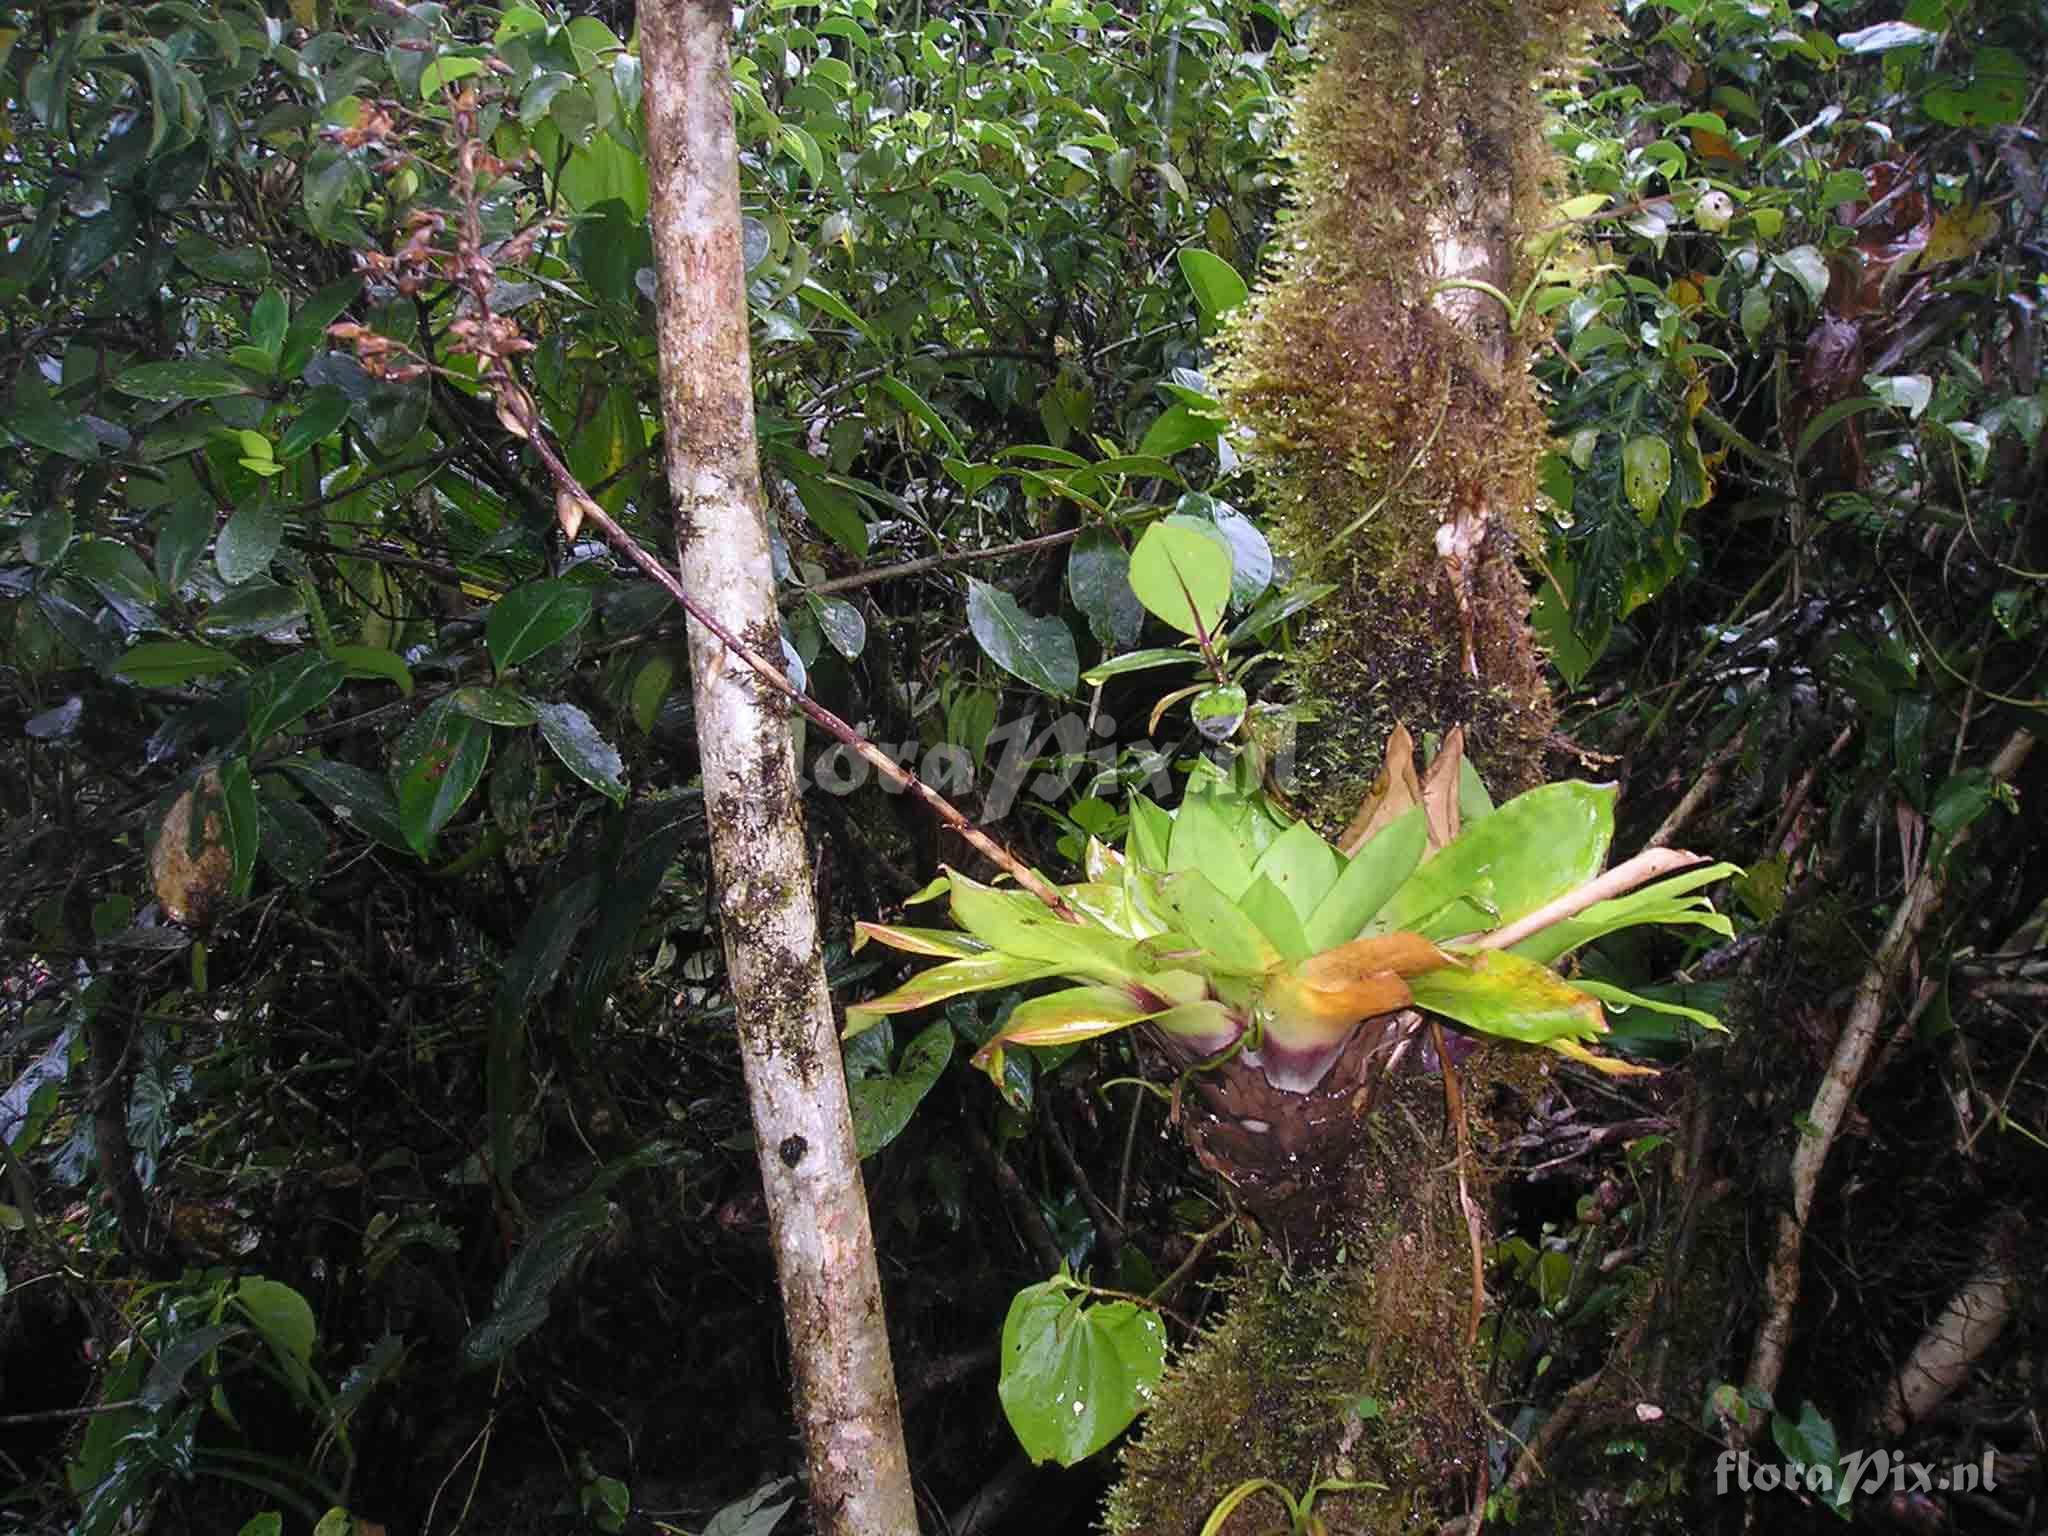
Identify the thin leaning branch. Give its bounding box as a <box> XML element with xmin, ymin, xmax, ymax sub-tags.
<box><xmin>509</xmin><ymin>387</ymin><xmax>1080</xmax><ymax>921</ymax></box>
<box><xmin>1739</xmin><ymin>727</ymin><xmax>2035</xmax><ymax>1439</ymax></box>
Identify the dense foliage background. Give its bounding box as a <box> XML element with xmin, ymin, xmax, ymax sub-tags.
<box><xmin>1</xmin><ymin>0</ymin><xmax>2041</xmax><ymax>1532</ymax></box>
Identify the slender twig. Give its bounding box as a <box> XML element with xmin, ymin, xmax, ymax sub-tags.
<box><xmin>791</xmin><ymin>526</ymin><xmax>1082</xmax><ymax>601</ymax></box>
<box><xmin>1473</xmin><ymin>847</ymin><xmax>1713</xmax><ymax>955</ymax></box>
<box><xmin>1740</xmin><ymin>728</ymin><xmax>2036</xmax><ymax>1440</ymax></box>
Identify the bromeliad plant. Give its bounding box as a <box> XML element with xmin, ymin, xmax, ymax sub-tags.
<box><xmin>850</xmin><ymin>727</ymin><xmax>1737</xmax><ymax>1092</ymax></box>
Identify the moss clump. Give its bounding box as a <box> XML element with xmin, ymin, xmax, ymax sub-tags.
<box><xmin>1104</xmin><ymin>1052</ymin><xmax>1546</xmax><ymax>1535</ymax></box>
<box><xmin>1221</xmin><ymin>0</ymin><xmax>1611</xmax><ymax>819</ymax></box>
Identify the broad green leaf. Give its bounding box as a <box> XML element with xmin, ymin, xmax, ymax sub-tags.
<box><xmin>448</xmin><ymin>686</ymin><xmax>538</xmax><ymax>726</ymax></box>
<box><xmin>8</xmin><ymin>399</ymin><xmax>98</xmax><ymax>459</ymax></box>
<box><xmin>245</xmin><ymin>653</ymin><xmax>344</xmax><ymax>745</ymax></box>
<box><xmin>230</xmin><ymin>1278</ymin><xmax>316</xmax><ymax>1396</ymax></box>
<box><xmin>1165</xmin><ymin>791</ymin><xmax>1255</xmax><ymax>901</ymax></box>
<box><xmin>534</xmin><ymin>700</ymin><xmax>626</xmax><ymax>804</ymax></box>
<box><xmin>393</xmin><ymin>702</ymin><xmax>492</xmax><ymax>855</ymax></box>
<box><xmin>790</xmin><ymin>469</ymin><xmax>869</xmax><ymax>557</ymax></box>
<box><xmin>278</xmin><ymin>757</ymin><xmax>410</xmax><ymax>853</ymax></box>
<box><xmin>281</xmin><ymin>276</ymin><xmax>364</xmax><ymax>377</ymax></box>
<box><xmin>1249</xmin><ymin>821</ymin><xmax>1343</xmax><ymax>926</ymax></box>
<box><xmin>999</xmin><ymin>1279</ymin><xmax>1165</xmax><ymax>1466</ymax></box>
<box><xmin>1406</xmin><ymin>948</ymin><xmax>1607</xmax><ymax>1048</ymax></box>
<box><xmin>487</xmin><ymin>579</ymin><xmax>594</xmax><ymax>672</ymax></box>
<box><xmin>1177</xmin><ymin>248</ymin><xmax>1248</xmax><ymax>320</ymax></box>
<box><xmin>1128</xmin><ymin>521</ymin><xmax>1229</xmax><ymax>637</ymax></box>
<box><xmin>629</xmin><ymin>654</ymin><xmax>673</xmax><ymax>733</ymax></box>
<box><xmin>1189</xmin><ymin>685</ymin><xmax>1246</xmax><ymax>742</ymax></box>
<box><xmin>1158</xmin><ymin>869</ymin><xmax>1280</xmax><ymax>976</ymax></box>
<box><xmin>1135</xmin><ymin>400</ymin><xmax>1223</xmax><ymax>459</ymax></box>
<box><xmin>1770</xmin><ymin>245</ymin><xmax>1830</xmax><ymax>307</ymax></box>
<box><xmin>810</xmin><ymin>595</ymin><xmax>866</xmax><ymax>659</ymax></box>
<box><xmin>215</xmin><ymin>501</ymin><xmax>283</xmax><ymax>585</ymax></box>
<box><xmin>248</xmin><ymin>289</ymin><xmax>288</xmax><ymax>359</ymax></box>
<box><xmin>1068</xmin><ymin>527</ymin><xmax>1145</xmax><ymax>650</ymax></box>
<box><xmin>175</xmin><ymin>234</ymin><xmax>271</xmax><ymax>286</ymax></box>
<box><xmin>965</xmin><ymin>578</ymin><xmax>1077</xmax><ymax>697</ymax></box>
<box><xmin>848</xmin><ymin>1019</ymin><xmax>954</xmax><ymax>1159</ymax></box>
<box><xmin>1225</xmin><ymin>581</ymin><xmax>1337</xmax><ymax>645</ymax></box>
<box><xmin>19</xmin><ymin>504</ymin><xmax>74</xmax><ymax>566</ymax></box>
<box><xmin>419</xmin><ymin>54</ymin><xmax>486</xmax><ymax>96</ymax></box>
<box><xmin>1237</xmin><ymin>874</ymin><xmax>1311</xmax><ymax>961</ymax></box>
<box><xmin>1376</xmin><ymin>782</ymin><xmax>1615</xmax><ymax>939</ymax></box>
<box><xmin>258</xmin><ymin>794</ymin><xmax>328</xmax><ymax>886</ymax></box>
<box><xmin>113</xmin><ymin>360</ymin><xmax>259</xmax><ymax>402</ymax></box>
<box><xmin>277</xmin><ymin>387</ymin><xmax>353</xmax><ymax>460</ymax></box>
<box><xmin>115</xmin><ymin>640</ymin><xmax>241</xmax><ymax>687</ymax></box>
<box><xmin>330</xmin><ymin>644</ymin><xmax>414</xmax><ymax>696</ymax></box>
<box><xmin>198</xmin><ymin>584</ymin><xmax>307</xmax><ymax>639</ymax></box>
<box><xmin>1304</xmin><ymin>806</ymin><xmax>1428</xmax><ymax>951</ymax></box>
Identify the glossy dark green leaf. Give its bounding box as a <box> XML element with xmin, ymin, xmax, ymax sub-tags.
<box><xmin>174</xmin><ymin>234</ymin><xmax>271</xmax><ymax>286</ymax></box>
<box><xmin>279</xmin><ymin>757</ymin><xmax>411</xmax><ymax>853</ymax></box>
<box><xmin>154</xmin><ymin>497</ymin><xmax>214</xmax><ymax>592</ymax></box>
<box><xmin>487</xmin><ymin>580</ymin><xmax>594</xmax><ymax>672</ymax></box>
<box><xmin>19</xmin><ymin>504</ymin><xmax>74</xmax><ymax>566</ymax></box>
<box><xmin>1135</xmin><ymin>400</ymin><xmax>1223</xmax><ymax>459</ymax></box>
<box><xmin>258</xmin><ymin>793</ymin><xmax>329</xmax><ymax>885</ymax></box>
<box><xmin>115</xmin><ymin>640</ymin><xmax>241</xmax><ymax>687</ymax></box>
<box><xmin>330</xmin><ymin>644</ymin><xmax>414</xmax><ymax>696</ymax></box>
<box><xmin>534</xmin><ymin>700</ymin><xmax>627</xmax><ymax>803</ymax></box>
<box><xmin>280</xmin><ymin>276</ymin><xmax>363</xmax><ymax>378</ymax></box>
<box><xmin>8</xmin><ymin>400</ymin><xmax>99</xmax><ymax>460</ymax></box>
<box><xmin>998</xmin><ymin>1278</ymin><xmax>1165</xmax><ymax>1466</ymax></box>
<box><xmin>199</xmin><ymin>583</ymin><xmax>304</xmax><ymax>640</ymax></box>
<box><xmin>276</xmin><ymin>387</ymin><xmax>352</xmax><ymax>460</ymax></box>
<box><xmin>450</xmin><ymin>687</ymin><xmax>538</xmax><ymax>726</ymax></box>
<box><xmin>114</xmin><ymin>360</ymin><xmax>259</xmax><ymax>402</ymax></box>
<box><xmin>393</xmin><ymin>702</ymin><xmax>493</xmax><ymax>855</ymax></box>
<box><xmin>245</xmin><ymin>653</ymin><xmax>344</xmax><ymax>746</ymax></box>
<box><xmin>966</xmin><ymin>578</ymin><xmax>1078</xmax><ymax>698</ymax></box>
<box><xmin>848</xmin><ymin>1019</ymin><xmax>954</xmax><ymax>1159</ymax></box>
<box><xmin>1067</xmin><ymin>528</ymin><xmax>1144</xmax><ymax>650</ymax></box>
<box><xmin>215</xmin><ymin>501</ymin><xmax>283</xmax><ymax>584</ymax></box>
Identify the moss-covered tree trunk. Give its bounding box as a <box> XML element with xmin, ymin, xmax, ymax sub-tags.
<box><xmin>1106</xmin><ymin>4</ymin><xmax>1603</xmax><ymax>1530</ymax></box>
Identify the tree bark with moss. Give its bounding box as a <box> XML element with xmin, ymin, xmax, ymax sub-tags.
<box><xmin>1105</xmin><ymin>4</ymin><xmax>1608</xmax><ymax>1530</ymax></box>
<box><xmin>1223</xmin><ymin>0</ymin><xmax>1606</xmax><ymax>809</ymax></box>
<box><xmin>640</xmin><ymin>4</ymin><xmax>918</xmax><ymax>1532</ymax></box>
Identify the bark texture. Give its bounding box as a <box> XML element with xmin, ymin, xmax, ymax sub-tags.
<box><xmin>639</xmin><ymin>6</ymin><xmax>918</xmax><ymax>1532</ymax></box>
<box><xmin>1220</xmin><ymin>0</ymin><xmax>1607</xmax><ymax>813</ymax></box>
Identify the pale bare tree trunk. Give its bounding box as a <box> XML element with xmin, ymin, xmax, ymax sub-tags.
<box><xmin>638</xmin><ymin>5</ymin><xmax>920</xmax><ymax>1531</ymax></box>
